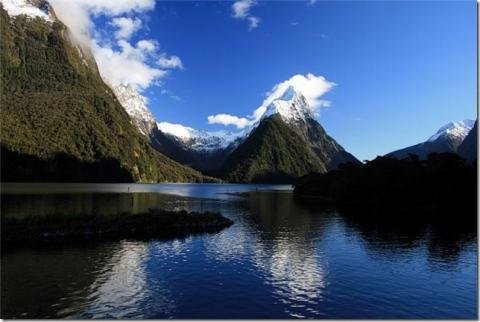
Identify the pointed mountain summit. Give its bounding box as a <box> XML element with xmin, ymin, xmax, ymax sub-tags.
<box><xmin>219</xmin><ymin>114</ymin><xmax>326</xmax><ymax>183</ymax></box>
<box><xmin>388</xmin><ymin>119</ymin><xmax>475</xmax><ymax>160</ymax></box>
<box><xmin>263</xmin><ymin>86</ymin><xmax>359</xmax><ymax>169</ymax></box>
<box><xmin>218</xmin><ymin>86</ymin><xmax>360</xmax><ymax>182</ymax></box>
<box><xmin>261</xmin><ymin>85</ymin><xmax>314</xmax><ymax>125</ymax></box>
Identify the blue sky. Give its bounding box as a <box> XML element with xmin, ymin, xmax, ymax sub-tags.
<box><xmin>72</xmin><ymin>0</ymin><xmax>476</xmax><ymax>161</ymax></box>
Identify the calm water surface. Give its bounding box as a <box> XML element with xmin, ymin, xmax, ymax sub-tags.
<box><xmin>1</xmin><ymin>183</ymin><xmax>477</xmax><ymax>319</ymax></box>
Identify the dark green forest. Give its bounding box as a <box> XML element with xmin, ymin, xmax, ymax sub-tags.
<box><xmin>0</xmin><ymin>7</ymin><xmax>209</xmax><ymax>182</ymax></box>
<box><xmin>219</xmin><ymin>115</ymin><xmax>326</xmax><ymax>183</ymax></box>
<box><xmin>294</xmin><ymin>153</ymin><xmax>477</xmax><ymax>217</ymax></box>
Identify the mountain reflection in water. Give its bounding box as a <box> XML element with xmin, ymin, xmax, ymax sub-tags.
<box><xmin>1</xmin><ymin>184</ymin><xmax>476</xmax><ymax>319</ymax></box>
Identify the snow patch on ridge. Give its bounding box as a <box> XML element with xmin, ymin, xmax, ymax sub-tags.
<box><xmin>1</xmin><ymin>0</ymin><xmax>53</xmax><ymax>22</ymax></box>
<box><xmin>427</xmin><ymin>119</ymin><xmax>474</xmax><ymax>143</ymax></box>
<box><xmin>158</xmin><ymin>122</ymin><xmax>247</xmax><ymax>151</ymax></box>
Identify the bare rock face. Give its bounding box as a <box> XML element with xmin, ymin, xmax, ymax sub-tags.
<box><xmin>111</xmin><ymin>84</ymin><xmax>158</xmax><ymax>137</ymax></box>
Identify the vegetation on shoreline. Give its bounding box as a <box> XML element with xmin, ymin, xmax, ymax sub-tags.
<box><xmin>294</xmin><ymin>153</ymin><xmax>477</xmax><ymax>217</ymax></box>
<box><xmin>2</xmin><ymin>209</ymin><xmax>233</xmax><ymax>246</ymax></box>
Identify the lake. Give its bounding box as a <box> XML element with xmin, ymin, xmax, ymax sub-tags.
<box><xmin>1</xmin><ymin>183</ymin><xmax>477</xmax><ymax>319</ymax></box>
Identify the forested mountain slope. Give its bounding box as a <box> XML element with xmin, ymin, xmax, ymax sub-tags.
<box><xmin>0</xmin><ymin>4</ymin><xmax>207</xmax><ymax>182</ymax></box>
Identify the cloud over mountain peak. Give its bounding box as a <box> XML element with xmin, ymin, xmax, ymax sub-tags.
<box><xmin>207</xmin><ymin>73</ymin><xmax>335</xmax><ymax>129</ymax></box>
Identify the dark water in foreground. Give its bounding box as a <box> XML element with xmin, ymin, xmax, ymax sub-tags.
<box><xmin>1</xmin><ymin>183</ymin><xmax>477</xmax><ymax>319</ymax></box>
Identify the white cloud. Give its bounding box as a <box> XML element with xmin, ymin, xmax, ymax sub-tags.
<box><xmin>48</xmin><ymin>1</ymin><xmax>92</xmax><ymax>49</ymax></box>
<box><xmin>157</xmin><ymin>54</ymin><xmax>184</xmax><ymax>70</ymax></box>
<box><xmin>232</xmin><ymin>0</ymin><xmax>253</xmax><ymax>18</ymax></box>
<box><xmin>247</xmin><ymin>16</ymin><xmax>260</xmax><ymax>30</ymax></box>
<box><xmin>49</xmin><ymin>0</ymin><xmax>154</xmax><ymax>49</ymax></box>
<box><xmin>232</xmin><ymin>0</ymin><xmax>260</xmax><ymax>30</ymax></box>
<box><xmin>52</xmin><ymin>0</ymin><xmax>155</xmax><ymax>17</ymax></box>
<box><xmin>110</xmin><ymin>17</ymin><xmax>142</xmax><ymax>39</ymax></box>
<box><xmin>92</xmin><ymin>40</ymin><xmax>166</xmax><ymax>90</ymax></box>
<box><xmin>208</xmin><ymin>73</ymin><xmax>335</xmax><ymax>129</ymax></box>
<box><xmin>49</xmin><ymin>0</ymin><xmax>182</xmax><ymax>92</ymax></box>
<box><xmin>137</xmin><ymin>39</ymin><xmax>157</xmax><ymax>52</ymax></box>
<box><xmin>308</xmin><ymin>0</ymin><xmax>319</xmax><ymax>5</ymax></box>
<box><xmin>207</xmin><ymin>114</ymin><xmax>250</xmax><ymax>129</ymax></box>
<box><xmin>118</xmin><ymin>39</ymin><xmax>158</xmax><ymax>60</ymax></box>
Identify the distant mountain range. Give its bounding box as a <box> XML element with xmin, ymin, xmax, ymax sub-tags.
<box><xmin>136</xmin><ymin>84</ymin><xmax>360</xmax><ymax>183</ymax></box>
<box><xmin>388</xmin><ymin>119</ymin><xmax>476</xmax><ymax>160</ymax></box>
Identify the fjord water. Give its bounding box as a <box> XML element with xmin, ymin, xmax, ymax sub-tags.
<box><xmin>1</xmin><ymin>184</ymin><xmax>477</xmax><ymax>319</ymax></box>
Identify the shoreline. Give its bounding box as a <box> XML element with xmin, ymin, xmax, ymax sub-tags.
<box><xmin>0</xmin><ymin>182</ymin><xmax>293</xmax><ymax>195</ymax></box>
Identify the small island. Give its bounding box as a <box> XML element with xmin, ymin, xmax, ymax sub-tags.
<box><xmin>2</xmin><ymin>209</ymin><xmax>234</xmax><ymax>246</ymax></box>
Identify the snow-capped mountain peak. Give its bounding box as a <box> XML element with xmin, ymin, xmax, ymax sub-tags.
<box><xmin>261</xmin><ymin>86</ymin><xmax>314</xmax><ymax>124</ymax></box>
<box><xmin>1</xmin><ymin>0</ymin><xmax>54</xmax><ymax>22</ymax></box>
<box><xmin>427</xmin><ymin>119</ymin><xmax>474</xmax><ymax>143</ymax></box>
<box><xmin>112</xmin><ymin>84</ymin><xmax>156</xmax><ymax>136</ymax></box>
